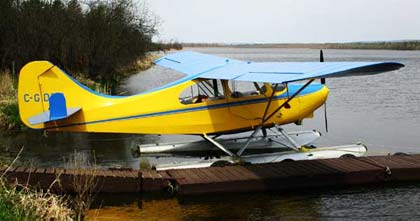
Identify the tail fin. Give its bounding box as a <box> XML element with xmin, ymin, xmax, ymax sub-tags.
<box><xmin>18</xmin><ymin>61</ymin><xmax>97</xmax><ymax>129</ymax></box>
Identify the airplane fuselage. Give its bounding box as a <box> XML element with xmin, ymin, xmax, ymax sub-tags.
<box><xmin>18</xmin><ymin>62</ymin><xmax>329</xmax><ymax>135</ymax></box>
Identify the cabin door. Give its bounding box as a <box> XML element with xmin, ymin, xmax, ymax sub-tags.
<box><xmin>225</xmin><ymin>81</ymin><xmax>267</xmax><ymax>124</ymax></box>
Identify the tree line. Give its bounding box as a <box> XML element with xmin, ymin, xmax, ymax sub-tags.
<box><xmin>0</xmin><ymin>0</ymin><xmax>162</xmax><ymax>81</ymax></box>
<box><xmin>183</xmin><ymin>41</ymin><xmax>420</xmax><ymax>51</ymax></box>
<box><xmin>325</xmin><ymin>41</ymin><xmax>420</xmax><ymax>50</ymax></box>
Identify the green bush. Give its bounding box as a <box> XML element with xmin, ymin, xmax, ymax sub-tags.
<box><xmin>0</xmin><ymin>102</ymin><xmax>23</xmax><ymax>131</ymax></box>
<box><xmin>0</xmin><ymin>189</ymin><xmax>35</xmax><ymax>220</ymax></box>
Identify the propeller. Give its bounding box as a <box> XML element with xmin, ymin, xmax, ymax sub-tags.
<box><xmin>320</xmin><ymin>50</ymin><xmax>328</xmax><ymax>133</ymax></box>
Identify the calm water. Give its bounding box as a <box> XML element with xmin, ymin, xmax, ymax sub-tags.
<box><xmin>1</xmin><ymin>47</ymin><xmax>420</xmax><ymax>219</ymax></box>
<box><xmin>86</xmin><ymin>183</ymin><xmax>420</xmax><ymax>221</ymax></box>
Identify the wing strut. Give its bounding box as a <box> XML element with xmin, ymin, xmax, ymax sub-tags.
<box><xmin>236</xmin><ymin>126</ymin><xmax>262</xmax><ymax>156</ymax></box>
<box><xmin>262</xmin><ymin>79</ymin><xmax>314</xmax><ymax>124</ymax></box>
<box><xmin>236</xmin><ymin>79</ymin><xmax>315</xmax><ymax>156</ymax></box>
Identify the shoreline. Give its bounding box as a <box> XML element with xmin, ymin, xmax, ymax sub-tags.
<box><xmin>183</xmin><ymin>41</ymin><xmax>420</xmax><ymax>50</ymax></box>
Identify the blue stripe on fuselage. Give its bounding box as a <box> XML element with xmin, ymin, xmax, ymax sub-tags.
<box><xmin>48</xmin><ymin>83</ymin><xmax>324</xmax><ymax>129</ymax></box>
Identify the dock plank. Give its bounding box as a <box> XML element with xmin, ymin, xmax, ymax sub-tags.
<box><xmin>246</xmin><ymin>164</ymin><xmax>284</xmax><ymax>179</ymax></box>
<box><xmin>320</xmin><ymin>158</ymin><xmax>379</xmax><ymax>172</ymax></box>
<box><xmin>209</xmin><ymin>167</ymin><xmax>239</xmax><ymax>182</ymax></box>
<box><xmin>176</xmin><ymin>169</ymin><xmax>201</xmax><ymax>184</ymax></box>
<box><xmin>262</xmin><ymin>163</ymin><xmax>294</xmax><ymax>177</ymax></box>
<box><xmin>14</xmin><ymin>167</ymin><xmax>27</xmax><ymax>173</ymax></box>
<box><xmin>199</xmin><ymin>167</ymin><xmax>226</xmax><ymax>183</ymax></box>
<box><xmin>157</xmin><ymin>171</ymin><xmax>171</xmax><ymax>179</ymax></box>
<box><xmin>359</xmin><ymin>156</ymin><xmax>409</xmax><ymax>169</ymax></box>
<box><xmin>230</xmin><ymin>166</ymin><xmax>262</xmax><ymax>180</ymax></box>
<box><xmin>212</xmin><ymin>166</ymin><xmax>245</xmax><ymax>181</ymax></box>
<box><xmin>3</xmin><ymin>154</ymin><xmax>420</xmax><ymax>195</ymax></box>
<box><xmin>396</xmin><ymin>155</ymin><xmax>420</xmax><ymax>166</ymax></box>
<box><xmin>45</xmin><ymin>168</ymin><xmax>54</xmax><ymax>174</ymax></box>
<box><xmin>215</xmin><ymin>166</ymin><xmax>250</xmax><ymax>181</ymax></box>
<box><xmin>387</xmin><ymin>157</ymin><xmax>420</xmax><ymax>168</ymax></box>
<box><xmin>294</xmin><ymin>160</ymin><xmax>340</xmax><ymax>175</ymax></box>
<box><xmin>185</xmin><ymin>168</ymin><xmax>214</xmax><ymax>183</ymax></box>
<box><xmin>149</xmin><ymin>170</ymin><xmax>164</xmax><ymax>179</ymax></box>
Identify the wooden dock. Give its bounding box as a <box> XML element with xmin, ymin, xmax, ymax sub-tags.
<box><xmin>2</xmin><ymin>154</ymin><xmax>420</xmax><ymax>195</ymax></box>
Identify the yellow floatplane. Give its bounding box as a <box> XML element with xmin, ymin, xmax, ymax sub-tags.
<box><xmin>18</xmin><ymin>51</ymin><xmax>403</xmax><ymax>168</ymax></box>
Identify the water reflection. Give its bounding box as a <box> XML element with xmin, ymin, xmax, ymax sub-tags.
<box><xmin>0</xmin><ymin>131</ymin><xmax>160</xmax><ymax>168</ymax></box>
<box><xmin>86</xmin><ymin>183</ymin><xmax>420</xmax><ymax>221</ymax></box>
<box><xmin>86</xmin><ymin>192</ymin><xmax>324</xmax><ymax>221</ymax></box>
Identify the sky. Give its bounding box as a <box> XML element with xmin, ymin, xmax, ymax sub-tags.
<box><xmin>145</xmin><ymin>0</ymin><xmax>420</xmax><ymax>44</ymax></box>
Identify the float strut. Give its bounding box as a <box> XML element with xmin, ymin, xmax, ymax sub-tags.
<box><xmin>237</xmin><ymin>126</ymin><xmax>262</xmax><ymax>156</ymax></box>
<box><xmin>275</xmin><ymin>126</ymin><xmax>300</xmax><ymax>150</ymax></box>
<box><xmin>202</xmin><ymin>134</ymin><xmax>236</xmax><ymax>157</ymax></box>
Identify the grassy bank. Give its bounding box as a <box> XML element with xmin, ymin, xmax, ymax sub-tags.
<box><xmin>0</xmin><ymin>149</ymin><xmax>74</xmax><ymax>220</ymax></box>
<box><xmin>0</xmin><ymin>149</ymin><xmax>103</xmax><ymax>220</ymax></box>
<box><xmin>0</xmin><ymin>179</ymin><xmax>73</xmax><ymax>220</ymax></box>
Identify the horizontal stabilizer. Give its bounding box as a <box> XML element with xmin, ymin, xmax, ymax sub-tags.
<box><xmin>155</xmin><ymin>51</ymin><xmax>404</xmax><ymax>83</ymax></box>
<box><xmin>28</xmin><ymin>93</ymin><xmax>81</xmax><ymax>125</ymax></box>
<box><xmin>28</xmin><ymin>107</ymin><xmax>82</xmax><ymax>125</ymax></box>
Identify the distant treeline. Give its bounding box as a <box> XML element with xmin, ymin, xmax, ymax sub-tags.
<box><xmin>0</xmin><ymin>0</ymin><xmax>179</xmax><ymax>81</ymax></box>
<box><xmin>325</xmin><ymin>41</ymin><xmax>420</xmax><ymax>50</ymax></box>
<box><xmin>183</xmin><ymin>41</ymin><xmax>420</xmax><ymax>50</ymax></box>
<box><xmin>151</xmin><ymin>41</ymin><xmax>183</xmax><ymax>51</ymax></box>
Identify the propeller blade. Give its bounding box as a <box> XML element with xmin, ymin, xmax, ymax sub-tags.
<box><xmin>320</xmin><ymin>49</ymin><xmax>328</xmax><ymax>133</ymax></box>
<box><xmin>323</xmin><ymin>103</ymin><xmax>328</xmax><ymax>133</ymax></box>
<box><xmin>320</xmin><ymin>50</ymin><xmax>326</xmax><ymax>84</ymax></box>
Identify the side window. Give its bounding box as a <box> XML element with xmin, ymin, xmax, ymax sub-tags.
<box><xmin>260</xmin><ymin>83</ymin><xmax>287</xmax><ymax>94</ymax></box>
<box><xmin>179</xmin><ymin>79</ymin><xmax>225</xmax><ymax>104</ymax></box>
<box><xmin>228</xmin><ymin>81</ymin><xmax>266</xmax><ymax>98</ymax></box>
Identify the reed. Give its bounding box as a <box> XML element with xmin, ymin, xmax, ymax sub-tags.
<box><xmin>0</xmin><ymin>71</ymin><xmax>20</xmax><ymax>131</ymax></box>
<box><xmin>0</xmin><ymin>70</ymin><xmax>16</xmax><ymax>102</ymax></box>
<box><xmin>65</xmin><ymin>151</ymin><xmax>99</xmax><ymax>221</ymax></box>
<box><xmin>135</xmin><ymin>54</ymin><xmax>160</xmax><ymax>72</ymax></box>
<box><xmin>0</xmin><ymin>147</ymin><xmax>74</xmax><ymax>220</ymax></box>
<box><xmin>0</xmin><ymin>183</ymin><xmax>74</xmax><ymax>220</ymax></box>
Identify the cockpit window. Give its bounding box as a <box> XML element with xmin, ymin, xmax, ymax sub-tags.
<box><xmin>260</xmin><ymin>83</ymin><xmax>287</xmax><ymax>94</ymax></box>
<box><xmin>228</xmin><ymin>81</ymin><xmax>265</xmax><ymax>98</ymax></box>
<box><xmin>179</xmin><ymin>79</ymin><xmax>225</xmax><ymax>104</ymax></box>
<box><xmin>227</xmin><ymin>81</ymin><xmax>287</xmax><ymax>98</ymax></box>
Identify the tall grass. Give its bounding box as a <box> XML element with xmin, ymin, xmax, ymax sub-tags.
<box><xmin>65</xmin><ymin>151</ymin><xmax>99</xmax><ymax>221</ymax></box>
<box><xmin>0</xmin><ymin>70</ymin><xmax>16</xmax><ymax>101</ymax></box>
<box><xmin>0</xmin><ymin>147</ymin><xmax>74</xmax><ymax>220</ymax></box>
<box><xmin>0</xmin><ymin>71</ymin><xmax>20</xmax><ymax>131</ymax></box>
<box><xmin>0</xmin><ymin>148</ymin><xmax>104</xmax><ymax>220</ymax></box>
<box><xmin>0</xmin><ymin>182</ymin><xmax>74</xmax><ymax>220</ymax></box>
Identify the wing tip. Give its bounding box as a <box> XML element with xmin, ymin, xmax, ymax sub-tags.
<box><xmin>376</xmin><ymin>62</ymin><xmax>405</xmax><ymax>72</ymax></box>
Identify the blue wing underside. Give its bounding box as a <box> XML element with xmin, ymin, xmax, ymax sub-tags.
<box><xmin>154</xmin><ymin>51</ymin><xmax>404</xmax><ymax>84</ymax></box>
